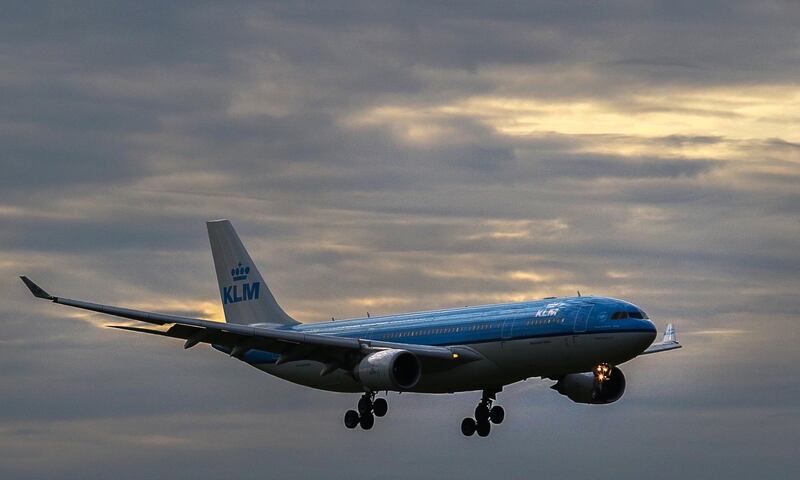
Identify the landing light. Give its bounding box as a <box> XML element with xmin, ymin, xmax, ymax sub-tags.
<box><xmin>452</xmin><ymin>353</ymin><xmax>460</xmax><ymax>359</ymax></box>
<box><xmin>595</xmin><ymin>363</ymin><xmax>612</xmax><ymax>381</ymax></box>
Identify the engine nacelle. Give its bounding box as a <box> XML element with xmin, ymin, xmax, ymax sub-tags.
<box><xmin>552</xmin><ymin>366</ymin><xmax>626</xmax><ymax>404</ymax></box>
<box><xmin>354</xmin><ymin>349</ymin><xmax>421</xmax><ymax>391</ymax></box>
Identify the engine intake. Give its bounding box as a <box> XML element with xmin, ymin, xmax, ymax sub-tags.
<box><xmin>354</xmin><ymin>349</ymin><xmax>421</xmax><ymax>391</ymax></box>
<box><xmin>552</xmin><ymin>366</ymin><xmax>626</xmax><ymax>404</ymax></box>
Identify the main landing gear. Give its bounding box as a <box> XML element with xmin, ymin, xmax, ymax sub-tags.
<box><xmin>344</xmin><ymin>392</ymin><xmax>388</xmax><ymax>430</ymax></box>
<box><xmin>461</xmin><ymin>388</ymin><xmax>504</xmax><ymax>437</ymax></box>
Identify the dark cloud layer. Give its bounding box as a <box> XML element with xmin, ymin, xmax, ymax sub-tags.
<box><xmin>1</xmin><ymin>2</ymin><xmax>799</xmax><ymax>479</ymax></box>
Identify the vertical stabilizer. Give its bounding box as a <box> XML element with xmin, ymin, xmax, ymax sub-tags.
<box><xmin>207</xmin><ymin>220</ymin><xmax>298</xmax><ymax>326</ymax></box>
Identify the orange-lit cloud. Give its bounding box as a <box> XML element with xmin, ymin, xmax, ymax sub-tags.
<box><xmin>344</xmin><ymin>84</ymin><xmax>800</xmax><ymax>160</ymax></box>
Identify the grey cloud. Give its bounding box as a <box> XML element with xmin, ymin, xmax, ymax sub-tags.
<box><xmin>524</xmin><ymin>154</ymin><xmax>718</xmax><ymax>180</ymax></box>
<box><xmin>1</xmin><ymin>1</ymin><xmax>800</xmax><ymax>479</ymax></box>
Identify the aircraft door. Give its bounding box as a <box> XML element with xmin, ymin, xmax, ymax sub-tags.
<box><xmin>501</xmin><ymin>319</ymin><xmax>514</xmax><ymax>340</ymax></box>
<box><xmin>573</xmin><ymin>306</ymin><xmax>593</xmax><ymax>333</ymax></box>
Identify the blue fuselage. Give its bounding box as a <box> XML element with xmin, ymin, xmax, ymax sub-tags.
<box><xmin>240</xmin><ymin>296</ymin><xmax>657</xmax><ymax>369</ymax></box>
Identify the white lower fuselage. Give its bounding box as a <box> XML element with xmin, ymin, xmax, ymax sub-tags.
<box><xmin>257</xmin><ymin>331</ymin><xmax>654</xmax><ymax>393</ymax></box>
<box><xmin>238</xmin><ymin>296</ymin><xmax>658</xmax><ymax>393</ymax></box>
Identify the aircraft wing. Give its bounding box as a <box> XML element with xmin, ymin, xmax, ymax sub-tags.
<box><xmin>641</xmin><ymin>323</ymin><xmax>681</xmax><ymax>355</ymax></box>
<box><xmin>20</xmin><ymin>276</ymin><xmax>481</xmax><ymax>367</ymax></box>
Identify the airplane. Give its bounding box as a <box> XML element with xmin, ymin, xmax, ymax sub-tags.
<box><xmin>21</xmin><ymin>219</ymin><xmax>681</xmax><ymax>437</ymax></box>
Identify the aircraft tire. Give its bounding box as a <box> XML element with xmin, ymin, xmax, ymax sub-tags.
<box><xmin>359</xmin><ymin>412</ymin><xmax>375</xmax><ymax>430</ymax></box>
<box><xmin>461</xmin><ymin>417</ymin><xmax>477</xmax><ymax>436</ymax></box>
<box><xmin>476</xmin><ymin>419</ymin><xmax>491</xmax><ymax>437</ymax></box>
<box><xmin>490</xmin><ymin>405</ymin><xmax>505</xmax><ymax>424</ymax></box>
<box><xmin>344</xmin><ymin>410</ymin><xmax>360</xmax><ymax>429</ymax></box>
<box><xmin>475</xmin><ymin>404</ymin><xmax>489</xmax><ymax>423</ymax></box>
<box><xmin>358</xmin><ymin>397</ymin><xmax>372</xmax><ymax>414</ymax></box>
<box><xmin>373</xmin><ymin>398</ymin><xmax>388</xmax><ymax>417</ymax></box>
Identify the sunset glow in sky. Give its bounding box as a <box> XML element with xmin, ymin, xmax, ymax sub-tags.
<box><xmin>1</xmin><ymin>2</ymin><xmax>798</xmax><ymax>479</ymax></box>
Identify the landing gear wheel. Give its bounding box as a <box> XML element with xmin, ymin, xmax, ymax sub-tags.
<box><xmin>358</xmin><ymin>396</ymin><xmax>372</xmax><ymax>414</ymax></box>
<box><xmin>359</xmin><ymin>413</ymin><xmax>375</xmax><ymax>430</ymax></box>
<box><xmin>490</xmin><ymin>405</ymin><xmax>505</xmax><ymax>424</ymax></box>
<box><xmin>373</xmin><ymin>398</ymin><xmax>388</xmax><ymax>417</ymax></box>
<box><xmin>344</xmin><ymin>410</ymin><xmax>359</xmax><ymax>429</ymax></box>
<box><xmin>461</xmin><ymin>417</ymin><xmax>477</xmax><ymax>436</ymax></box>
<box><xmin>464</xmin><ymin>387</ymin><xmax>503</xmax><ymax>437</ymax></box>
<box><xmin>476</xmin><ymin>419</ymin><xmax>491</xmax><ymax>437</ymax></box>
<box><xmin>475</xmin><ymin>404</ymin><xmax>489</xmax><ymax>423</ymax></box>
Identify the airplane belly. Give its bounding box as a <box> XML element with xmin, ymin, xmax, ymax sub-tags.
<box><xmin>256</xmin><ymin>361</ymin><xmax>364</xmax><ymax>393</ymax></box>
<box><xmin>250</xmin><ymin>331</ymin><xmax>653</xmax><ymax>394</ymax></box>
<box><xmin>411</xmin><ymin>356</ymin><xmax>506</xmax><ymax>393</ymax></box>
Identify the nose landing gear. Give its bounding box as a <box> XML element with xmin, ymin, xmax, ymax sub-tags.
<box><xmin>344</xmin><ymin>392</ymin><xmax>389</xmax><ymax>430</ymax></box>
<box><xmin>461</xmin><ymin>388</ymin><xmax>504</xmax><ymax>437</ymax></box>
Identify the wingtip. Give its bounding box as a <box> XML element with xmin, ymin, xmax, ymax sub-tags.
<box><xmin>19</xmin><ymin>276</ymin><xmax>55</xmax><ymax>300</ymax></box>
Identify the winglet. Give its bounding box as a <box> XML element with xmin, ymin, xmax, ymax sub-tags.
<box><xmin>19</xmin><ymin>276</ymin><xmax>55</xmax><ymax>300</ymax></box>
<box><xmin>663</xmin><ymin>323</ymin><xmax>676</xmax><ymax>343</ymax></box>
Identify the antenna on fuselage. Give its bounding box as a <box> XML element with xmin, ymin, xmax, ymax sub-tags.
<box><xmin>577</xmin><ymin>290</ymin><xmax>581</xmax><ymax>297</ymax></box>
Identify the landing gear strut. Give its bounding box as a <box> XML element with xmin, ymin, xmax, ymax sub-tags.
<box><xmin>461</xmin><ymin>388</ymin><xmax>504</xmax><ymax>437</ymax></box>
<box><xmin>344</xmin><ymin>392</ymin><xmax>389</xmax><ymax>430</ymax></box>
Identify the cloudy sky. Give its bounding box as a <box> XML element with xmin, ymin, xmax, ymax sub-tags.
<box><xmin>2</xmin><ymin>1</ymin><xmax>799</xmax><ymax>478</ymax></box>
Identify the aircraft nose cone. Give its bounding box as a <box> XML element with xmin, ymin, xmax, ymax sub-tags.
<box><xmin>646</xmin><ymin>320</ymin><xmax>657</xmax><ymax>336</ymax></box>
<box><xmin>642</xmin><ymin>320</ymin><xmax>657</xmax><ymax>348</ymax></box>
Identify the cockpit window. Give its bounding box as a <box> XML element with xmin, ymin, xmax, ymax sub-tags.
<box><xmin>612</xmin><ymin>310</ymin><xmax>649</xmax><ymax>320</ymax></box>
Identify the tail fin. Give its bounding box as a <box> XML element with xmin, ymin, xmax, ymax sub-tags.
<box><xmin>207</xmin><ymin>220</ymin><xmax>298</xmax><ymax>326</ymax></box>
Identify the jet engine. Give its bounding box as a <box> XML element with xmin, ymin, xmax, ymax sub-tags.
<box><xmin>354</xmin><ymin>349</ymin><xmax>421</xmax><ymax>391</ymax></box>
<box><xmin>551</xmin><ymin>366</ymin><xmax>626</xmax><ymax>404</ymax></box>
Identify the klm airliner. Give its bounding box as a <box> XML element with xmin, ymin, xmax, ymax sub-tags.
<box><xmin>21</xmin><ymin>220</ymin><xmax>680</xmax><ymax>437</ymax></box>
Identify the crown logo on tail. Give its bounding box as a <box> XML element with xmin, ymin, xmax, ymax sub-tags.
<box><xmin>231</xmin><ymin>263</ymin><xmax>250</xmax><ymax>281</ymax></box>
